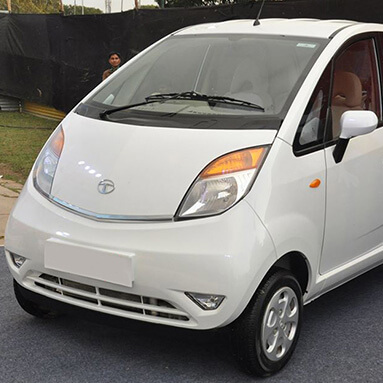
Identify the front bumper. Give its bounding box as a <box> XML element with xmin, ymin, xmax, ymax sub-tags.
<box><xmin>5</xmin><ymin>178</ymin><xmax>277</xmax><ymax>329</ymax></box>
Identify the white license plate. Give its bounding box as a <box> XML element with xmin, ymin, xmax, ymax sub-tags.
<box><xmin>44</xmin><ymin>238</ymin><xmax>135</xmax><ymax>287</ymax></box>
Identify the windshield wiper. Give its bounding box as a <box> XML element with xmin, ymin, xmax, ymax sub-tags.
<box><xmin>99</xmin><ymin>91</ymin><xmax>264</xmax><ymax>119</ymax></box>
<box><xmin>99</xmin><ymin>92</ymin><xmax>188</xmax><ymax>119</ymax></box>
<box><xmin>99</xmin><ymin>99</ymin><xmax>163</xmax><ymax>120</ymax></box>
<box><xmin>146</xmin><ymin>91</ymin><xmax>265</xmax><ymax>111</ymax></box>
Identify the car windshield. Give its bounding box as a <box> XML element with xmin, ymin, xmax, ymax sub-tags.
<box><xmin>86</xmin><ymin>34</ymin><xmax>325</xmax><ymax>120</ymax></box>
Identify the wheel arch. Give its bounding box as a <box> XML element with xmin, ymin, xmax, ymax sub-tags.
<box><xmin>269</xmin><ymin>252</ymin><xmax>311</xmax><ymax>294</ymax></box>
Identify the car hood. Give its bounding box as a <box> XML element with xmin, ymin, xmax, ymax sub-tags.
<box><xmin>50</xmin><ymin>113</ymin><xmax>277</xmax><ymax>220</ymax></box>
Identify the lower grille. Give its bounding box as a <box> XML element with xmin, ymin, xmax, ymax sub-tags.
<box><xmin>28</xmin><ymin>273</ymin><xmax>189</xmax><ymax>322</ymax></box>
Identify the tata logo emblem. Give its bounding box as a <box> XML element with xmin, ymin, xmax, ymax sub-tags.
<box><xmin>98</xmin><ymin>179</ymin><xmax>115</xmax><ymax>194</ymax></box>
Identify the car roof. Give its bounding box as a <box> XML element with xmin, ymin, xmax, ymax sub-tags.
<box><xmin>175</xmin><ymin>18</ymin><xmax>360</xmax><ymax>39</ymax></box>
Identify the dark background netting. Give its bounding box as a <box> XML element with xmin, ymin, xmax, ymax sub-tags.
<box><xmin>0</xmin><ymin>0</ymin><xmax>382</xmax><ymax>112</ymax></box>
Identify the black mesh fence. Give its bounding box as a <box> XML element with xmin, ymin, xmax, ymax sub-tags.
<box><xmin>0</xmin><ymin>0</ymin><xmax>382</xmax><ymax>112</ymax></box>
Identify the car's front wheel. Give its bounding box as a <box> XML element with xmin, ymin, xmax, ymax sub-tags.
<box><xmin>13</xmin><ymin>280</ymin><xmax>61</xmax><ymax>319</ymax></box>
<box><xmin>232</xmin><ymin>269</ymin><xmax>303</xmax><ymax>377</ymax></box>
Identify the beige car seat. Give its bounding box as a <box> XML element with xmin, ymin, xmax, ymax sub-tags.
<box><xmin>332</xmin><ymin>71</ymin><xmax>363</xmax><ymax>138</ymax></box>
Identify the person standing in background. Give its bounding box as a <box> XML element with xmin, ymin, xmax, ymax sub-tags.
<box><xmin>102</xmin><ymin>52</ymin><xmax>122</xmax><ymax>81</ymax></box>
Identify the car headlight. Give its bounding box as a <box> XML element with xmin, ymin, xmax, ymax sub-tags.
<box><xmin>33</xmin><ymin>125</ymin><xmax>64</xmax><ymax>198</ymax></box>
<box><xmin>176</xmin><ymin>146</ymin><xmax>269</xmax><ymax>219</ymax></box>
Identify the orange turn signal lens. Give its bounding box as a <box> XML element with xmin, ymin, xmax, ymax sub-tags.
<box><xmin>309</xmin><ymin>179</ymin><xmax>321</xmax><ymax>188</ymax></box>
<box><xmin>201</xmin><ymin>147</ymin><xmax>267</xmax><ymax>179</ymax></box>
<box><xmin>51</xmin><ymin>127</ymin><xmax>65</xmax><ymax>157</ymax></box>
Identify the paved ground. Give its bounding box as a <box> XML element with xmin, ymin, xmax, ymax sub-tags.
<box><xmin>0</xmin><ymin>178</ymin><xmax>22</xmax><ymax>246</ymax></box>
<box><xmin>1</xmin><ymin>246</ymin><xmax>382</xmax><ymax>382</ymax></box>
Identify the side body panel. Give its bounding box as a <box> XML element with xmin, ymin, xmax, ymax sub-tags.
<box><xmin>275</xmin><ymin>25</ymin><xmax>383</xmax><ymax>301</ymax></box>
<box><xmin>321</xmin><ymin>127</ymin><xmax>383</xmax><ymax>273</ymax></box>
<box><xmin>245</xmin><ymin>137</ymin><xmax>327</xmax><ymax>301</ymax></box>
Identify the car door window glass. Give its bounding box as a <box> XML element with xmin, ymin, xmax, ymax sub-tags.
<box><xmin>331</xmin><ymin>39</ymin><xmax>381</xmax><ymax>140</ymax></box>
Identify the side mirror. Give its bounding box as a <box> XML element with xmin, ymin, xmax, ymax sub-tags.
<box><xmin>339</xmin><ymin>110</ymin><xmax>378</xmax><ymax>139</ymax></box>
<box><xmin>333</xmin><ymin>110</ymin><xmax>379</xmax><ymax>163</ymax></box>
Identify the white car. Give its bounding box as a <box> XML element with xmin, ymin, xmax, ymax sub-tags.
<box><xmin>5</xmin><ymin>18</ymin><xmax>383</xmax><ymax>376</ymax></box>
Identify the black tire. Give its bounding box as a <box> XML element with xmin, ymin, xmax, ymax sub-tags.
<box><xmin>232</xmin><ymin>269</ymin><xmax>303</xmax><ymax>377</ymax></box>
<box><xmin>13</xmin><ymin>280</ymin><xmax>61</xmax><ymax>319</ymax></box>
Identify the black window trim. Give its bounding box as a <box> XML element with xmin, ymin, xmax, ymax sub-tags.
<box><xmin>293</xmin><ymin>63</ymin><xmax>331</xmax><ymax>156</ymax></box>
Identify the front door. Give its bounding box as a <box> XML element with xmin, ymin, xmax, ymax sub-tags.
<box><xmin>320</xmin><ymin>37</ymin><xmax>383</xmax><ymax>274</ymax></box>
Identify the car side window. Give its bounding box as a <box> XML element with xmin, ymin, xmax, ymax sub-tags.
<box><xmin>293</xmin><ymin>64</ymin><xmax>331</xmax><ymax>154</ymax></box>
<box><xmin>331</xmin><ymin>38</ymin><xmax>381</xmax><ymax>140</ymax></box>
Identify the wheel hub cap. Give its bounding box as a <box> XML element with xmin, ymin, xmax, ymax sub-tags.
<box><xmin>261</xmin><ymin>286</ymin><xmax>299</xmax><ymax>362</ymax></box>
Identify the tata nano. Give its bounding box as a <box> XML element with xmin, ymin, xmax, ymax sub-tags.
<box><xmin>5</xmin><ymin>19</ymin><xmax>383</xmax><ymax>376</ymax></box>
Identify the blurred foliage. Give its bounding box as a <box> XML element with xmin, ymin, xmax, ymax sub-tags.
<box><xmin>63</xmin><ymin>5</ymin><xmax>103</xmax><ymax>15</ymax></box>
<box><xmin>0</xmin><ymin>0</ymin><xmax>60</xmax><ymax>13</ymax></box>
<box><xmin>0</xmin><ymin>1</ymin><xmax>102</xmax><ymax>14</ymax></box>
<box><xmin>140</xmin><ymin>4</ymin><xmax>160</xmax><ymax>9</ymax></box>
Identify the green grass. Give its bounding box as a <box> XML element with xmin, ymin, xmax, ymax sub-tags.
<box><xmin>0</xmin><ymin>112</ymin><xmax>62</xmax><ymax>184</ymax></box>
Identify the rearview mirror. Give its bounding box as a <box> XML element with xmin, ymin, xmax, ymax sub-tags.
<box><xmin>339</xmin><ymin>110</ymin><xmax>378</xmax><ymax>139</ymax></box>
<box><xmin>333</xmin><ymin>110</ymin><xmax>379</xmax><ymax>163</ymax></box>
